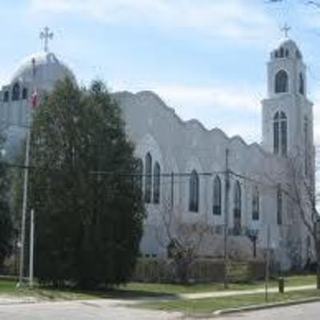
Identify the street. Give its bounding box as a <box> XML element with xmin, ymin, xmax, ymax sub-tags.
<box><xmin>0</xmin><ymin>299</ymin><xmax>319</xmax><ymax>320</ymax></box>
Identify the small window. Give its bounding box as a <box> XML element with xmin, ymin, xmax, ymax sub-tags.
<box><xmin>296</xmin><ymin>50</ymin><xmax>302</xmax><ymax>59</ymax></box>
<box><xmin>275</xmin><ymin>70</ymin><xmax>288</xmax><ymax>93</ymax></box>
<box><xmin>213</xmin><ymin>176</ymin><xmax>222</xmax><ymax>215</ymax></box>
<box><xmin>3</xmin><ymin>91</ymin><xmax>9</xmax><ymax>102</ymax></box>
<box><xmin>285</xmin><ymin>49</ymin><xmax>289</xmax><ymax>57</ymax></box>
<box><xmin>22</xmin><ymin>88</ymin><xmax>28</xmax><ymax>100</ymax></box>
<box><xmin>233</xmin><ymin>181</ymin><xmax>242</xmax><ymax>235</ymax></box>
<box><xmin>12</xmin><ymin>83</ymin><xmax>20</xmax><ymax>101</ymax></box>
<box><xmin>252</xmin><ymin>187</ymin><xmax>260</xmax><ymax>221</ymax></box>
<box><xmin>153</xmin><ymin>162</ymin><xmax>160</xmax><ymax>204</ymax></box>
<box><xmin>280</xmin><ymin>112</ymin><xmax>287</xmax><ymax>156</ymax></box>
<box><xmin>299</xmin><ymin>73</ymin><xmax>304</xmax><ymax>95</ymax></box>
<box><xmin>189</xmin><ymin>170</ymin><xmax>199</xmax><ymax>212</ymax></box>
<box><xmin>279</xmin><ymin>47</ymin><xmax>284</xmax><ymax>58</ymax></box>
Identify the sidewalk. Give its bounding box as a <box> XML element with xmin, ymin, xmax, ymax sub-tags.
<box><xmin>177</xmin><ymin>284</ymin><xmax>317</xmax><ymax>300</ymax></box>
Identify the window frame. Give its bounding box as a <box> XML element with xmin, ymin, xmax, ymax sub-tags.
<box><xmin>153</xmin><ymin>162</ymin><xmax>161</xmax><ymax>204</ymax></box>
<box><xmin>189</xmin><ymin>170</ymin><xmax>199</xmax><ymax>212</ymax></box>
<box><xmin>144</xmin><ymin>153</ymin><xmax>152</xmax><ymax>203</ymax></box>
<box><xmin>213</xmin><ymin>176</ymin><xmax>222</xmax><ymax>215</ymax></box>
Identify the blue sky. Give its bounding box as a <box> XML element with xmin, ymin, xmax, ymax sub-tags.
<box><xmin>1</xmin><ymin>0</ymin><xmax>320</xmax><ymax>144</ymax></box>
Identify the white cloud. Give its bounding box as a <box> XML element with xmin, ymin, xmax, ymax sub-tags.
<box><xmin>29</xmin><ymin>0</ymin><xmax>277</xmax><ymax>43</ymax></box>
<box><xmin>151</xmin><ymin>84</ymin><xmax>262</xmax><ymax>113</ymax></box>
<box><xmin>153</xmin><ymin>84</ymin><xmax>262</xmax><ymax>142</ymax></box>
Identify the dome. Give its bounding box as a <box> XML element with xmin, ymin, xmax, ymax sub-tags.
<box><xmin>10</xmin><ymin>51</ymin><xmax>76</xmax><ymax>91</ymax></box>
<box><xmin>279</xmin><ymin>39</ymin><xmax>300</xmax><ymax>51</ymax></box>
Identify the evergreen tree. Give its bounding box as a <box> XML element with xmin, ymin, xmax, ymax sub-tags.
<box><xmin>29</xmin><ymin>79</ymin><xmax>145</xmax><ymax>288</ymax></box>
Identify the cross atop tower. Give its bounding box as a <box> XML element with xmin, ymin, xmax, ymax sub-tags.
<box><xmin>40</xmin><ymin>27</ymin><xmax>54</xmax><ymax>53</ymax></box>
<box><xmin>281</xmin><ymin>23</ymin><xmax>291</xmax><ymax>38</ymax></box>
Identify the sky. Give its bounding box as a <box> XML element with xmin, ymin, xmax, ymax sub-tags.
<box><xmin>1</xmin><ymin>0</ymin><xmax>320</xmax><ymax>144</ymax></box>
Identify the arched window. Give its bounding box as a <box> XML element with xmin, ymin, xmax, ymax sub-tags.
<box><xmin>189</xmin><ymin>170</ymin><xmax>199</xmax><ymax>212</ymax></box>
<box><xmin>273</xmin><ymin>111</ymin><xmax>287</xmax><ymax>156</ymax></box>
<box><xmin>3</xmin><ymin>91</ymin><xmax>9</xmax><ymax>102</ymax></box>
<box><xmin>22</xmin><ymin>88</ymin><xmax>28</xmax><ymax>100</ymax></box>
<box><xmin>12</xmin><ymin>83</ymin><xmax>20</xmax><ymax>101</ymax></box>
<box><xmin>135</xmin><ymin>158</ymin><xmax>143</xmax><ymax>193</ymax></box>
<box><xmin>280</xmin><ymin>112</ymin><xmax>287</xmax><ymax>156</ymax></box>
<box><xmin>144</xmin><ymin>153</ymin><xmax>152</xmax><ymax>203</ymax></box>
<box><xmin>252</xmin><ymin>187</ymin><xmax>260</xmax><ymax>221</ymax></box>
<box><xmin>233</xmin><ymin>181</ymin><xmax>242</xmax><ymax>235</ymax></box>
<box><xmin>277</xmin><ymin>185</ymin><xmax>282</xmax><ymax>225</ymax></box>
<box><xmin>153</xmin><ymin>162</ymin><xmax>161</xmax><ymax>204</ymax></box>
<box><xmin>296</xmin><ymin>50</ymin><xmax>302</xmax><ymax>59</ymax></box>
<box><xmin>275</xmin><ymin>70</ymin><xmax>288</xmax><ymax>93</ymax></box>
<box><xmin>299</xmin><ymin>73</ymin><xmax>305</xmax><ymax>95</ymax></box>
<box><xmin>285</xmin><ymin>49</ymin><xmax>289</xmax><ymax>57</ymax></box>
<box><xmin>213</xmin><ymin>176</ymin><xmax>222</xmax><ymax>215</ymax></box>
<box><xmin>279</xmin><ymin>47</ymin><xmax>284</xmax><ymax>58</ymax></box>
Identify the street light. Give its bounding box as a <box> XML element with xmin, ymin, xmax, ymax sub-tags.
<box><xmin>246</xmin><ymin>228</ymin><xmax>259</xmax><ymax>258</ymax></box>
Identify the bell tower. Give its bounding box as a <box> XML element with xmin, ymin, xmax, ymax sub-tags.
<box><xmin>261</xmin><ymin>38</ymin><xmax>314</xmax><ymax>175</ymax></box>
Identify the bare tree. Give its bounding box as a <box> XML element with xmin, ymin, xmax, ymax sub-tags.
<box><xmin>156</xmin><ymin>196</ymin><xmax>212</xmax><ymax>284</ymax></box>
<box><xmin>281</xmin><ymin>156</ymin><xmax>320</xmax><ymax>289</ymax></box>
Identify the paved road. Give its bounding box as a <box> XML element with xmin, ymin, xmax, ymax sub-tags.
<box><xmin>0</xmin><ymin>299</ymin><xmax>319</xmax><ymax>319</ymax></box>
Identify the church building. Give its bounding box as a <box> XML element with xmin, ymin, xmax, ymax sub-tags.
<box><xmin>0</xmin><ymin>29</ymin><xmax>315</xmax><ymax>271</ymax></box>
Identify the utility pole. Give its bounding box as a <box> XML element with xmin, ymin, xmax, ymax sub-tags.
<box><xmin>29</xmin><ymin>209</ymin><xmax>35</xmax><ymax>287</ymax></box>
<box><xmin>224</xmin><ymin>148</ymin><xmax>230</xmax><ymax>289</ymax></box>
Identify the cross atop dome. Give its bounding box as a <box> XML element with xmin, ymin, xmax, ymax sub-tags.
<box><xmin>40</xmin><ymin>27</ymin><xmax>54</xmax><ymax>53</ymax></box>
<box><xmin>281</xmin><ymin>23</ymin><xmax>291</xmax><ymax>39</ymax></box>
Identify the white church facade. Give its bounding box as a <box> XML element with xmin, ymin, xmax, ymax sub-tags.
<box><xmin>0</xmin><ymin>35</ymin><xmax>315</xmax><ymax>271</ymax></box>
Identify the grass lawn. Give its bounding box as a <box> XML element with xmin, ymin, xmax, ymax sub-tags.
<box><xmin>138</xmin><ymin>290</ymin><xmax>320</xmax><ymax>315</ymax></box>
<box><xmin>0</xmin><ymin>274</ymin><xmax>317</xmax><ymax>301</ymax></box>
<box><xmin>118</xmin><ymin>274</ymin><xmax>317</xmax><ymax>295</ymax></box>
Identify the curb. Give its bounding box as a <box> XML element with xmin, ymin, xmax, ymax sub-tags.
<box><xmin>212</xmin><ymin>297</ymin><xmax>320</xmax><ymax>316</ymax></box>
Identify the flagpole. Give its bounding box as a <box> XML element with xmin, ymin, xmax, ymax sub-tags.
<box><xmin>17</xmin><ymin>127</ymin><xmax>31</xmax><ymax>287</ymax></box>
<box><xmin>17</xmin><ymin>58</ymin><xmax>36</xmax><ymax>287</ymax></box>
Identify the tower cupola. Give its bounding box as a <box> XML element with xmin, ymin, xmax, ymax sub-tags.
<box><xmin>261</xmin><ymin>38</ymin><xmax>313</xmax><ymax>163</ymax></box>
